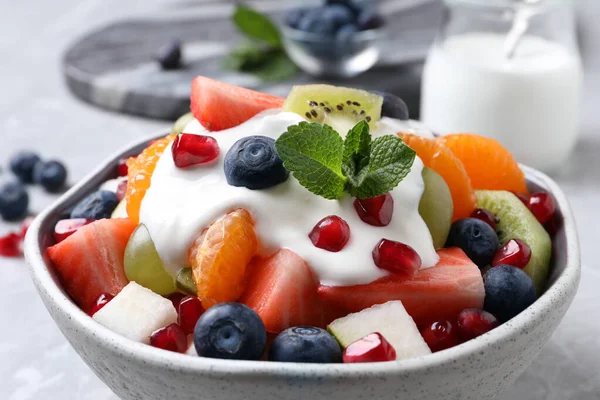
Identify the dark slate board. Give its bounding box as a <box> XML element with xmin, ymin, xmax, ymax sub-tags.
<box><xmin>63</xmin><ymin>0</ymin><xmax>442</xmax><ymax>121</ymax></box>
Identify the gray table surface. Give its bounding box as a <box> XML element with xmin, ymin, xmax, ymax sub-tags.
<box><xmin>1</xmin><ymin>1</ymin><xmax>599</xmax><ymax>399</ymax></box>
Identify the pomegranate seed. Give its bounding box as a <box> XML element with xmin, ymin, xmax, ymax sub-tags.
<box><xmin>150</xmin><ymin>323</ymin><xmax>187</xmax><ymax>353</ymax></box>
<box><xmin>544</xmin><ymin>214</ymin><xmax>561</xmax><ymax>237</ymax></box>
<box><xmin>492</xmin><ymin>238</ymin><xmax>531</xmax><ymax>269</ymax></box>
<box><xmin>372</xmin><ymin>239</ymin><xmax>421</xmax><ymax>277</ymax></box>
<box><xmin>168</xmin><ymin>292</ymin><xmax>186</xmax><ymax>310</ymax></box>
<box><xmin>53</xmin><ymin>218</ymin><xmax>94</xmax><ymax>243</ymax></box>
<box><xmin>528</xmin><ymin>192</ymin><xmax>556</xmax><ymax>225</ymax></box>
<box><xmin>420</xmin><ymin>320</ymin><xmax>459</xmax><ymax>352</ymax></box>
<box><xmin>457</xmin><ymin>308</ymin><xmax>499</xmax><ymax>342</ymax></box>
<box><xmin>20</xmin><ymin>216</ymin><xmax>35</xmax><ymax>239</ymax></box>
<box><xmin>343</xmin><ymin>332</ymin><xmax>396</xmax><ymax>363</ymax></box>
<box><xmin>117</xmin><ymin>158</ymin><xmax>129</xmax><ymax>177</ymax></box>
<box><xmin>116</xmin><ymin>179</ymin><xmax>128</xmax><ymax>201</ymax></box>
<box><xmin>172</xmin><ymin>134</ymin><xmax>219</xmax><ymax>168</ymax></box>
<box><xmin>470</xmin><ymin>208</ymin><xmax>497</xmax><ymax>230</ymax></box>
<box><xmin>0</xmin><ymin>233</ymin><xmax>22</xmax><ymax>257</ymax></box>
<box><xmin>178</xmin><ymin>296</ymin><xmax>204</xmax><ymax>334</ymax></box>
<box><xmin>88</xmin><ymin>292</ymin><xmax>114</xmax><ymax>316</ymax></box>
<box><xmin>308</xmin><ymin>215</ymin><xmax>351</xmax><ymax>252</ymax></box>
<box><xmin>353</xmin><ymin>193</ymin><xmax>394</xmax><ymax>227</ymax></box>
<box><xmin>512</xmin><ymin>191</ymin><xmax>530</xmax><ymax>206</ymax></box>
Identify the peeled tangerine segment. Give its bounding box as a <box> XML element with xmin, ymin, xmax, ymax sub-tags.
<box><xmin>93</xmin><ymin>282</ymin><xmax>177</xmax><ymax>344</ymax></box>
<box><xmin>283</xmin><ymin>84</ymin><xmax>383</xmax><ymax>132</ymax></box>
<box><xmin>124</xmin><ymin>224</ymin><xmax>177</xmax><ymax>296</ymax></box>
<box><xmin>476</xmin><ymin>190</ymin><xmax>552</xmax><ymax>295</ymax></box>
<box><xmin>188</xmin><ymin>209</ymin><xmax>258</xmax><ymax>309</ymax></box>
<box><xmin>327</xmin><ymin>301</ymin><xmax>431</xmax><ymax>360</ymax></box>
<box><xmin>419</xmin><ymin>167</ymin><xmax>454</xmax><ymax>249</ymax></box>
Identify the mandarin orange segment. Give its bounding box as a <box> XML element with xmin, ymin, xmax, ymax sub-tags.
<box><xmin>398</xmin><ymin>133</ymin><xmax>477</xmax><ymax>222</ymax></box>
<box><xmin>125</xmin><ymin>134</ymin><xmax>177</xmax><ymax>224</ymax></box>
<box><xmin>187</xmin><ymin>209</ymin><xmax>258</xmax><ymax>309</ymax></box>
<box><xmin>437</xmin><ymin>134</ymin><xmax>529</xmax><ymax>196</ymax></box>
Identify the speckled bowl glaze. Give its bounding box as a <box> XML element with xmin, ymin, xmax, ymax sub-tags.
<box><xmin>25</xmin><ymin>134</ymin><xmax>580</xmax><ymax>400</ymax></box>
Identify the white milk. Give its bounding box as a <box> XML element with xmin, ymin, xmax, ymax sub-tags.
<box><xmin>421</xmin><ymin>33</ymin><xmax>583</xmax><ymax>173</ymax></box>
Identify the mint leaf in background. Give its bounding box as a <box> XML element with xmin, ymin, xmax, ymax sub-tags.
<box><xmin>233</xmin><ymin>5</ymin><xmax>282</xmax><ymax>49</ymax></box>
<box><xmin>342</xmin><ymin>120</ymin><xmax>371</xmax><ymax>187</ymax></box>
<box><xmin>348</xmin><ymin>135</ymin><xmax>416</xmax><ymax>199</ymax></box>
<box><xmin>222</xmin><ymin>43</ymin><xmax>271</xmax><ymax>71</ymax></box>
<box><xmin>252</xmin><ymin>52</ymin><xmax>299</xmax><ymax>82</ymax></box>
<box><xmin>275</xmin><ymin>122</ymin><xmax>347</xmax><ymax>200</ymax></box>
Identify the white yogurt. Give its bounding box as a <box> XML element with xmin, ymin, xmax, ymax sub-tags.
<box><xmin>140</xmin><ymin>111</ymin><xmax>438</xmax><ymax>287</ymax></box>
<box><xmin>421</xmin><ymin>33</ymin><xmax>583</xmax><ymax>173</ymax></box>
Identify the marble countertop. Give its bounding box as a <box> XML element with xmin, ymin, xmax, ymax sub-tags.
<box><xmin>1</xmin><ymin>1</ymin><xmax>599</xmax><ymax>399</ymax></box>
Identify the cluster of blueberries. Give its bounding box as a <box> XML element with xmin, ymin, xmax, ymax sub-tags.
<box><xmin>284</xmin><ymin>0</ymin><xmax>385</xmax><ymax>40</ymax></box>
<box><xmin>0</xmin><ymin>151</ymin><xmax>68</xmax><ymax>221</ymax></box>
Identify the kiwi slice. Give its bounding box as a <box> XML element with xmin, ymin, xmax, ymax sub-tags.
<box><xmin>282</xmin><ymin>85</ymin><xmax>383</xmax><ymax>133</ymax></box>
<box><xmin>171</xmin><ymin>112</ymin><xmax>195</xmax><ymax>135</ymax></box>
<box><xmin>419</xmin><ymin>167</ymin><xmax>453</xmax><ymax>249</ymax></box>
<box><xmin>476</xmin><ymin>190</ymin><xmax>552</xmax><ymax>296</ymax></box>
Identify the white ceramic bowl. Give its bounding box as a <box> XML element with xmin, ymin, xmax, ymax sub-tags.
<box><xmin>25</xmin><ymin>134</ymin><xmax>580</xmax><ymax>400</ymax></box>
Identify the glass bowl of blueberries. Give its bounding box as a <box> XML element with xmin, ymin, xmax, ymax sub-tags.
<box><xmin>281</xmin><ymin>0</ymin><xmax>385</xmax><ymax>78</ymax></box>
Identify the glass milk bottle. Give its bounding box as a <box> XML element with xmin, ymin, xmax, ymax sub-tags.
<box><xmin>421</xmin><ymin>0</ymin><xmax>583</xmax><ymax>173</ymax></box>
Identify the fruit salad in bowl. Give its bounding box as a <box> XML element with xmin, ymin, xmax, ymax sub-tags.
<box><xmin>25</xmin><ymin>76</ymin><xmax>579</xmax><ymax>400</ymax></box>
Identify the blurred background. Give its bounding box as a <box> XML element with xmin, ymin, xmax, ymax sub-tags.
<box><xmin>1</xmin><ymin>0</ymin><xmax>599</xmax><ymax>399</ymax></box>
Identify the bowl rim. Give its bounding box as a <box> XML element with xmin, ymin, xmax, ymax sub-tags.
<box><xmin>24</xmin><ymin>132</ymin><xmax>581</xmax><ymax>378</ymax></box>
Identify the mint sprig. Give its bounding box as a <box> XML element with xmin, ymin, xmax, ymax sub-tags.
<box><xmin>275</xmin><ymin>121</ymin><xmax>416</xmax><ymax>200</ymax></box>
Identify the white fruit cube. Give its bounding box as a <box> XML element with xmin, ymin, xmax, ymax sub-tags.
<box><xmin>93</xmin><ymin>282</ymin><xmax>177</xmax><ymax>344</ymax></box>
<box><xmin>327</xmin><ymin>301</ymin><xmax>431</xmax><ymax>360</ymax></box>
<box><xmin>186</xmin><ymin>336</ymin><xmax>197</xmax><ymax>356</ymax></box>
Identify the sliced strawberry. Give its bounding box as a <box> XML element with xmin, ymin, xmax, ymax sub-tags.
<box><xmin>240</xmin><ymin>249</ymin><xmax>324</xmax><ymax>333</ymax></box>
<box><xmin>191</xmin><ymin>76</ymin><xmax>284</xmax><ymax>131</ymax></box>
<box><xmin>47</xmin><ymin>218</ymin><xmax>136</xmax><ymax>312</ymax></box>
<box><xmin>318</xmin><ymin>248</ymin><xmax>485</xmax><ymax>327</ymax></box>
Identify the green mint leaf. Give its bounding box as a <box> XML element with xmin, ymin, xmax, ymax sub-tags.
<box><xmin>342</xmin><ymin>120</ymin><xmax>371</xmax><ymax>187</ymax></box>
<box><xmin>252</xmin><ymin>52</ymin><xmax>299</xmax><ymax>82</ymax></box>
<box><xmin>348</xmin><ymin>135</ymin><xmax>416</xmax><ymax>199</ymax></box>
<box><xmin>222</xmin><ymin>43</ymin><xmax>271</xmax><ymax>71</ymax></box>
<box><xmin>275</xmin><ymin>122</ymin><xmax>346</xmax><ymax>200</ymax></box>
<box><xmin>233</xmin><ymin>5</ymin><xmax>282</xmax><ymax>48</ymax></box>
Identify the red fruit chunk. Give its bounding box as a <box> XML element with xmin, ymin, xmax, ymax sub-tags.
<box><xmin>353</xmin><ymin>193</ymin><xmax>394</xmax><ymax>227</ymax></box>
<box><xmin>47</xmin><ymin>218</ymin><xmax>135</xmax><ymax>312</ymax></box>
<box><xmin>318</xmin><ymin>247</ymin><xmax>485</xmax><ymax>327</ymax></box>
<box><xmin>470</xmin><ymin>208</ymin><xmax>497</xmax><ymax>230</ymax></box>
<box><xmin>168</xmin><ymin>292</ymin><xmax>186</xmax><ymax>310</ymax></box>
<box><xmin>53</xmin><ymin>218</ymin><xmax>94</xmax><ymax>243</ymax></box>
<box><xmin>178</xmin><ymin>296</ymin><xmax>204</xmax><ymax>335</ymax></box>
<box><xmin>512</xmin><ymin>191</ymin><xmax>530</xmax><ymax>206</ymax></box>
<box><xmin>544</xmin><ymin>214</ymin><xmax>561</xmax><ymax>237</ymax></box>
<box><xmin>420</xmin><ymin>320</ymin><xmax>458</xmax><ymax>352</ymax></box>
<box><xmin>0</xmin><ymin>233</ymin><xmax>21</xmax><ymax>257</ymax></box>
<box><xmin>116</xmin><ymin>179</ymin><xmax>128</xmax><ymax>202</ymax></box>
<box><xmin>308</xmin><ymin>215</ymin><xmax>350</xmax><ymax>252</ymax></box>
<box><xmin>528</xmin><ymin>192</ymin><xmax>556</xmax><ymax>225</ymax></box>
<box><xmin>150</xmin><ymin>323</ymin><xmax>187</xmax><ymax>353</ymax></box>
<box><xmin>457</xmin><ymin>308</ymin><xmax>499</xmax><ymax>342</ymax></box>
<box><xmin>20</xmin><ymin>216</ymin><xmax>35</xmax><ymax>239</ymax></box>
<box><xmin>492</xmin><ymin>238</ymin><xmax>531</xmax><ymax>269</ymax></box>
<box><xmin>191</xmin><ymin>75</ymin><xmax>285</xmax><ymax>131</ymax></box>
<box><xmin>88</xmin><ymin>293</ymin><xmax>114</xmax><ymax>316</ymax></box>
<box><xmin>172</xmin><ymin>134</ymin><xmax>219</xmax><ymax>168</ymax></box>
<box><xmin>372</xmin><ymin>239</ymin><xmax>421</xmax><ymax>278</ymax></box>
<box><xmin>240</xmin><ymin>249</ymin><xmax>324</xmax><ymax>333</ymax></box>
<box><xmin>117</xmin><ymin>158</ymin><xmax>129</xmax><ymax>177</ymax></box>
<box><xmin>343</xmin><ymin>332</ymin><xmax>396</xmax><ymax>363</ymax></box>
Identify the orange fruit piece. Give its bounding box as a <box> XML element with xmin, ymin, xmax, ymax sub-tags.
<box><xmin>437</xmin><ymin>134</ymin><xmax>529</xmax><ymax>195</ymax></box>
<box><xmin>188</xmin><ymin>209</ymin><xmax>258</xmax><ymax>309</ymax></box>
<box><xmin>125</xmin><ymin>134</ymin><xmax>176</xmax><ymax>225</ymax></box>
<box><xmin>398</xmin><ymin>133</ymin><xmax>477</xmax><ymax>221</ymax></box>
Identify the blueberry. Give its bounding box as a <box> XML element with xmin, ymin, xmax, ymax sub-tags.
<box><xmin>323</xmin><ymin>5</ymin><xmax>355</xmax><ymax>29</ymax></box>
<box><xmin>155</xmin><ymin>40</ymin><xmax>182</xmax><ymax>70</ymax></box>
<box><xmin>224</xmin><ymin>136</ymin><xmax>289</xmax><ymax>190</ymax></box>
<box><xmin>194</xmin><ymin>303</ymin><xmax>266</xmax><ymax>360</ymax></box>
<box><xmin>483</xmin><ymin>265</ymin><xmax>536</xmax><ymax>321</ymax></box>
<box><xmin>372</xmin><ymin>91</ymin><xmax>409</xmax><ymax>120</ymax></box>
<box><xmin>298</xmin><ymin>9</ymin><xmax>336</xmax><ymax>35</ymax></box>
<box><xmin>357</xmin><ymin>8</ymin><xmax>385</xmax><ymax>30</ymax></box>
<box><xmin>269</xmin><ymin>326</ymin><xmax>342</xmax><ymax>363</ymax></box>
<box><xmin>9</xmin><ymin>151</ymin><xmax>41</xmax><ymax>183</ymax></box>
<box><xmin>336</xmin><ymin>23</ymin><xmax>358</xmax><ymax>42</ymax></box>
<box><xmin>446</xmin><ymin>218</ymin><xmax>499</xmax><ymax>268</ymax></box>
<box><xmin>0</xmin><ymin>181</ymin><xmax>29</xmax><ymax>221</ymax></box>
<box><xmin>285</xmin><ymin>7</ymin><xmax>308</xmax><ymax>29</ymax></box>
<box><xmin>70</xmin><ymin>190</ymin><xmax>118</xmax><ymax>220</ymax></box>
<box><xmin>33</xmin><ymin>160</ymin><xmax>68</xmax><ymax>192</ymax></box>
<box><xmin>325</xmin><ymin>0</ymin><xmax>362</xmax><ymax>15</ymax></box>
